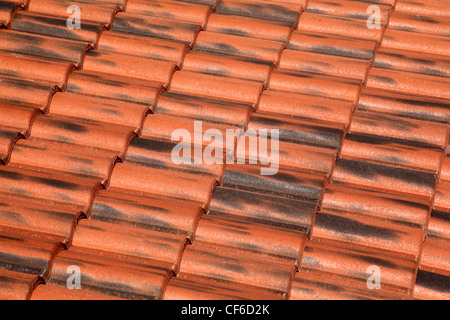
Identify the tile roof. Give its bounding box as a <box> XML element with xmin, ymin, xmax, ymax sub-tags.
<box><xmin>0</xmin><ymin>0</ymin><xmax>449</xmax><ymax>301</ymax></box>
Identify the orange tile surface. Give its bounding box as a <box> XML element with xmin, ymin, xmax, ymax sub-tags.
<box><xmin>0</xmin><ymin>0</ymin><xmax>449</xmax><ymax>301</ymax></box>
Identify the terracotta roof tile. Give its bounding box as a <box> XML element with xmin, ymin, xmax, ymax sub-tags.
<box><xmin>0</xmin><ymin>269</ymin><xmax>38</xmax><ymax>300</ymax></box>
<box><xmin>221</xmin><ymin>163</ymin><xmax>325</xmax><ymax>202</ymax></box>
<box><xmin>9</xmin><ymin>138</ymin><xmax>118</xmax><ymax>187</ymax></box>
<box><xmin>306</xmin><ymin>0</ymin><xmax>391</xmax><ymax>23</ymax></box>
<box><xmin>248</xmin><ymin>113</ymin><xmax>345</xmax><ymax>149</ymax></box>
<box><xmin>183</xmin><ymin>51</ymin><xmax>273</xmax><ymax>83</ymax></box>
<box><xmin>279</xmin><ymin>49</ymin><xmax>371</xmax><ymax>80</ymax></box>
<box><xmin>331</xmin><ymin>158</ymin><xmax>437</xmax><ymax>200</ymax></box>
<box><xmin>0</xmin><ymin>52</ymin><xmax>74</xmax><ymax>91</ymax></box>
<box><xmin>172</xmin><ymin>70</ymin><xmax>264</xmax><ymax>106</ymax></box>
<box><xmin>11</xmin><ymin>11</ymin><xmax>106</xmax><ymax>48</ymax></box>
<box><xmin>428</xmin><ymin>209</ymin><xmax>450</xmax><ymax>240</ymax></box>
<box><xmin>155</xmin><ymin>91</ymin><xmax>252</xmax><ymax>128</ymax></box>
<box><xmin>388</xmin><ymin>11</ymin><xmax>450</xmax><ymax>37</ymax></box>
<box><xmin>112</xmin><ymin>12</ymin><xmax>201</xmax><ymax>46</ymax></box>
<box><xmin>49</xmin><ymin>92</ymin><xmax>149</xmax><ymax>134</ymax></box>
<box><xmin>367</xmin><ymin>67</ymin><xmax>450</xmax><ymax>101</ymax></box>
<box><xmin>217</xmin><ymin>0</ymin><xmax>302</xmax><ymax>27</ymax></box>
<box><xmin>348</xmin><ymin>110</ymin><xmax>449</xmax><ymax>149</ymax></box>
<box><xmin>290</xmin><ymin>267</ymin><xmax>410</xmax><ymax>300</ymax></box>
<box><xmin>194</xmin><ymin>214</ymin><xmax>307</xmax><ymax>265</ymax></box>
<box><xmin>178</xmin><ymin>240</ymin><xmax>296</xmax><ymax>296</ymax></box>
<box><xmin>206</xmin><ymin>13</ymin><xmax>292</xmax><ymax>43</ymax></box>
<box><xmin>71</xmin><ymin>219</ymin><xmax>187</xmax><ymax>273</ymax></box>
<box><xmin>195</xmin><ymin>30</ymin><xmax>285</xmax><ymax>64</ymax></box>
<box><xmin>0</xmin><ymin>0</ymin><xmax>22</xmax><ymax>29</ymax></box>
<box><xmin>0</xmin><ymin>76</ymin><xmax>58</xmax><ymax>112</ymax></box>
<box><xmin>0</xmin><ymin>103</ymin><xmax>38</xmax><ymax>137</ymax></box>
<box><xmin>258</xmin><ymin>89</ymin><xmax>354</xmax><ymax>125</ymax></box>
<box><xmin>0</xmin><ymin>165</ymin><xmax>101</xmax><ymax>213</ymax></box>
<box><xmin>140</xmin><ymin>113</ymin><xmax>240</xmax><ymax>155</ymax></box>
<box><xmin>126</xmin><ymin>137</ymin><xmax>225</xmax><ymax>182</ymax></box>
<box><xmin>31</xmin><ymin>283</ymin><xmax>126</xmax><ymax>300</ymax></box>
<box><xmin>29</xmin><ymin>115</ymin><xmax>136</xmax><ymax>160</ymax></box>
<box><xmin>0</xmin><ymin>232</ymin><xmax>62</xmax><ymax>280</ymax></box>
<box><xmin>358</xmin><ymin>88</ymin><xmax>450</xmax><ymax>124</ymax></box>
<box><xmin>32</xmin><ymin>249</ymin><xmax>172</xmax><ymax>300</ymax></box>
<box><xmin>290</xmin><ymin>270</ymin><xmax>387</xmax><ymax>300</ymax></box>
<box><xmin>340</xmin><ymin>133</ymin><xmax>444</xmax><ymax>174</ymax></box>
<box><xmin>164</xmin><ymin>273</ymin><xmax>282</xmax><ymax>300</ymax></box>
<box><xmin>0</xmin><ymin>29</ymin><xmax>89</xmax><ymax>68</ymax></box>
<box><xmin>295</xmin><ymin>240</ymin><xmax>417</xmax><ymax>299</ymax></box>
<box><xmin>109</xmin><ymin>162</ymin><xmax>217</xmax><ymax>209</ymax></box>
<box><xmin>395</xmin><ymin>0</ymin><xmax>450</xmax><ymax>18</ymax></box>
<box><xmin>97</xmin><ymin>31</ymin><xmax>188</xmax><ymax>66</ymax></box>
<box><xmin>27</xmin><ymin>0</ymin><xmax>120</xmax><ymax>27</ymax></box>
<box><xmin>0</xmin><ymin>129</ymin><xmax>20</xmax><ymax>164</ymax></box>
<box><xmin>175</xmin><ymin>0</ymin><xmax>218</xmax><ymax>9</ymax></box>
<box><xmin>268</xmin><ymin>69</ymin><xmax>362</xmax><ymax>102</ymax></box>
<box><xmin>288</xmin><ymin>31</ymin><xmax>377</xmax><ymax>60</ymax></box>
<box><xmin>321</xmin><ymin>184</ymin><xmax>431</xmax><ymax>228</ymax></box>
<box><xmin>447</xmin><ymin>137</ymin><xmax>450</xmax><ymax>157</ymax></box>
<box><xmin>413</xmin><ymin>270</ymin><xmax>450</xmax><ymax>300</ymax></box>
<box><xmin>420</xmin><ymin>236</ymin><xmax>450</xmax><ymax>277</ymax></box>
<box><xmin>312</xmin><ymin>209</ymin><xmax>424</xmax><ymax>260</ymax></box>
<box><xmin>237</xmin><ymin>135</ymin><xmax>337</xmax><ymax>175</ymax></box>
<box><xmin>82</xmin><ymin>50</ymin><xmax>177</xmax><ymax>86</ymax></box>
<box><xmin>209</xmin><ymin>186</ymin><xmax>317</xmax><ymax>233</ymax></box>
<box><xmin>100</xmin><ymin>0</ymin><xmax>126</xmax><ymax>9</ymax></box>
<box><xmin>126</xmin><ymin>0</ymin><xmax>212</xmax><ymax>28</ymax></box>
<box><xmin>434</xmin><ymin>180</ymin><xmax>450</xmax><ymax>212</ymax></box>
<box><xmin>0</xmin><ymin>194</ymin><xmax>80</xmax><ymax>244</ymax></box>
<box><xmin>440</xmin><ymin>157</ymin><xmax>450</xmax><ymax>181</ymax></box>
<box><xmin>297</xmin><ymin>12</ymin><xmax>384</xmax><ymax>41</ymax></box>
<box><xmin>381</xmin><ymin>28</ymin><xmax>450</xmax><ymax>57</ymax></box>
<box><xmin>66</xmin><ymin>70</ymin><xmax>164</xmax><ymax>108</ymax></box>
<box><xmin>90</xmin><ymin>189</ymin><xmax>203</xmax><ymax>241</ymax></box>
<box><xmin>369</xmin><ymin>0</ymin><xmax>395</xmax><ymax>5</ymax></box>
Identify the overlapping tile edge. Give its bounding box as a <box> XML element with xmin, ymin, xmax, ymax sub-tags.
<box><xmin>0</xmin><ymin>0</ymin><xmax>448</xmax><ymax>300</ymax></box>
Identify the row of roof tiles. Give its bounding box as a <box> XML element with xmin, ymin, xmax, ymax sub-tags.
<box><xmin>0</xmin><ymin>0</ymin><xmax>449</xmax><ymax>300</ymax></box>
<box><xmin>0</xmin><ymin>0</ymin><xmax>310</xmax><ymax>301</ymax></box>
<box><xmin>296</xmin><ymin>0</ymin><xmax>449</xmax><ymax>300</ymax></box>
